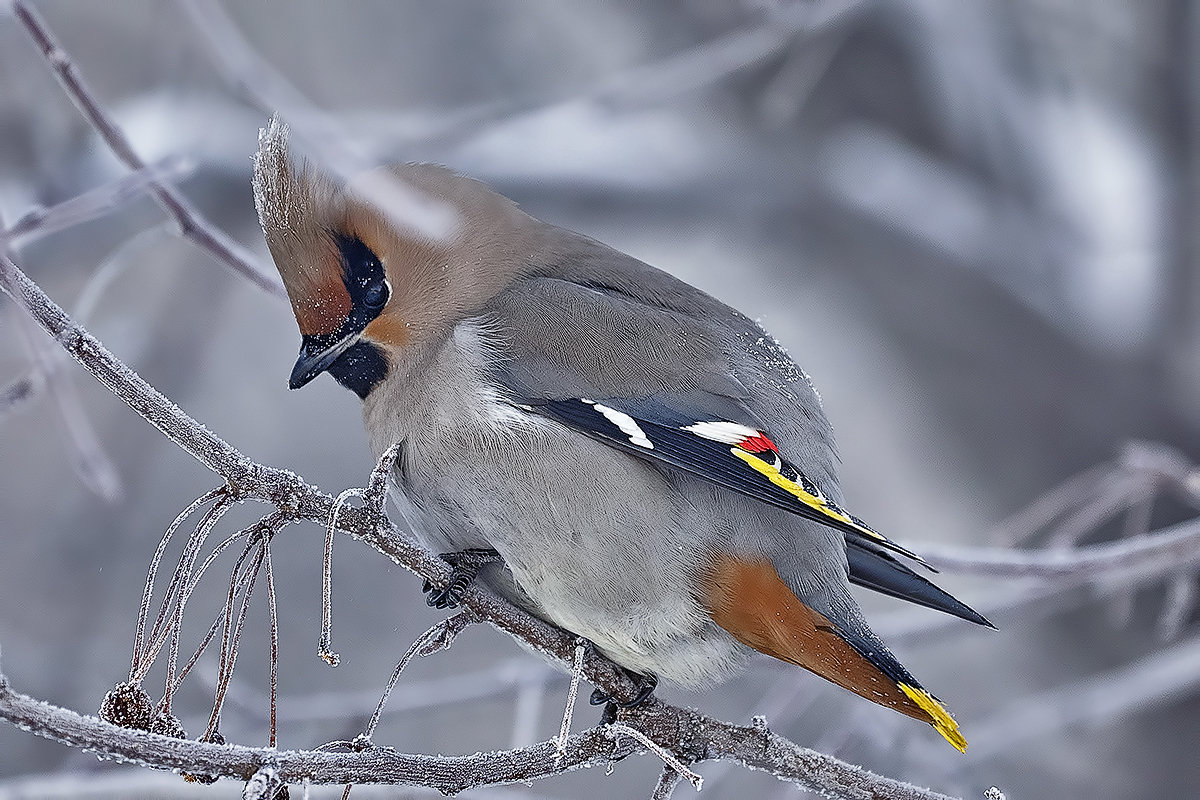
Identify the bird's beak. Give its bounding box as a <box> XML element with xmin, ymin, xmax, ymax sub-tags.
<box><xmin>289</xmin><ymin>330</ymin><xmax>362</xmax><ymax>389</ymax></box>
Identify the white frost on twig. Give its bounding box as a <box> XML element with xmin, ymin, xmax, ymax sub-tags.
<box><xmin>556</xmin><ymin>639</ymin><xmax>587</xmax><ymax>758</ymax></box>
<box><xmin>606</xmin><ymin>723</ymin><xmax>703</xmax><ymax>791</ymax></box>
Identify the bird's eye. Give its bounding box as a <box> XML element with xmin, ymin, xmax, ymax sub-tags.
<box><xmin>363</xmin><ymin>280</ymin><xmax>389</xmax><ymax>309</ymax></box>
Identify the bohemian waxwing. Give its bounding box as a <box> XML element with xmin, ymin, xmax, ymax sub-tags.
<box><xmin>253</xmin><ymin>118</ymin><xmax>990</xmax><ymax>751</ymax></box>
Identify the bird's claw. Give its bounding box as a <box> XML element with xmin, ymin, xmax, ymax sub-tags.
<box><xmin>424</xmin><ymin>586</ymin><xmax>459</xmax><ymax>609</ymax></box>
<box><xmin>589</xmin><ymin>671</ymin><xmax>658</xmax><ymax>709</ymax></box>
<box><xmin>595</xmin><ymin>671</ymin><xmax>659</xmax><ymax>753</ymax></box>
<box><xmin>422</xmin><ymin>548</ymin><xmax>501</xmax><ymax>609</ymax></box>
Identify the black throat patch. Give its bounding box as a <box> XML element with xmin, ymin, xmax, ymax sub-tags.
<box><xmin>326</xmin><ymin>339</ymin><xmax>389</xmax><ymax>399</ymax></box>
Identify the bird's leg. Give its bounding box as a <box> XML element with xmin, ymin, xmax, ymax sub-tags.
<box><xmin>589</xmin><ymin>669</ymin><xmax>658</xmax><ymax>710</ymax></box>
<box><xmin>422</xmin><ymin>548</ymin><xmax>502</xmax><ymax>609</ymax></box>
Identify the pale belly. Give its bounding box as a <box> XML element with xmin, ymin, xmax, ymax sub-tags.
<box><xmin>387</xmin><ymin>419</ymin><xmax>747</xmax><ymax>687</ymax></box>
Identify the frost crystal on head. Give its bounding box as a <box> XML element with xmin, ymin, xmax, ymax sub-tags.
<box><xmin>252</xmin><ymin>115</ymin><xmax>294</xmax><ymax>235</ymax></box>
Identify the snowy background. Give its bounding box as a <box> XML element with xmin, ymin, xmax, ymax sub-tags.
<box><xmin>2</xmin><ymin>1</ymin><xmax>1198</xmax><ymax>797</ymax></box>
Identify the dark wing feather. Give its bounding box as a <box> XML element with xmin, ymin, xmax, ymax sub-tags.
<box><xmin>526</xmin><ymin>398</ymin><xmax>934</xmax><ymax>567</ymax></box>
<box><xmin>846</xmin><ymin>540</ymin><xmax>994</xmax><ymax>627</ymax></box>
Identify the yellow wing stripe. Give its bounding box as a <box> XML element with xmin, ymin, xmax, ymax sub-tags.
<box><xmin>730</xmin><ymin>448</ymin><xmax>888</xmax><ymax>545</ymax></box>
<box><xmin>900</xmin><ymin>683</ymin><xmax>967</xmax><ymax>752</ymax></box>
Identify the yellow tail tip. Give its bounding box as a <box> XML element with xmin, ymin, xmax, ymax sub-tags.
<box><xmin>900</xmin><ymin>683</ymin><xmax>967</xmax><ymax>753</ymax></box>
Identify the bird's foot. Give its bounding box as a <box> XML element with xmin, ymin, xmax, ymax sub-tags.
<box><xmin>595</xmin><ymin>671</ymin><xmax>659</xmax><ymax>756</ymax></box>
<box><xmin>422</xmin><ymin>548</ymin><xmax>501</xmax><ymax>609</ymax></box>
<box><xmin>590</xmin><ymin>670</ymin><xmax>658</xmax><ymax>711</ymax></box>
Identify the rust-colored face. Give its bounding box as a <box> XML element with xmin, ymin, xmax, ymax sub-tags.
<box><xmin>284</xmin><ymin>231</ymin><xmax>395</xmax><ymax>392</ymax></box>
<box><xmin>288</xmin><ymin>241</ymin><xmax>353</xmax><ymax>337</ymax></box>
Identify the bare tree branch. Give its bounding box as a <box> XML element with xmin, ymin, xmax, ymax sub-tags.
<box><xmin>2</xmin><ymin>159</ymin><xmax>192</xmax><ymax>245</ymax></box>
<box><xmin>0</xmin><ymin>675</ymin><xmax>964</xmax><ymax>799</ymax></box>
<box><xmin>919</xmin><ymin>519</ymin><xmax>1200</xmax><ymax>579</ymax></box>
<box><xmin>11</xmin><ymin>0</ymin><xmax>285</xmax><ymax>297</ymax></box>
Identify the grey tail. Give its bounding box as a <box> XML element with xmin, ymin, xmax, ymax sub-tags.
<box><xmin>847</xmin><ymin>540</ymin><xmax>995</xmax><ymax>629</ymax></box>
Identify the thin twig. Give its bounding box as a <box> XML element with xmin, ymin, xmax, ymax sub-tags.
<box><xmin>2</xmin><ymin>159</ymin><xmax>192</xmax><ymax>245</ymax></box>
<box><xmin>141</xmin><ymin>498</ymin><xmax>228</xmax><ymax>682</ymax></box>
<box><xmin>263</xmin><ymin>531</ymin><xmax>280</xmax><ymax>748</ymax></box>
<box><xmin>133</xmin><ymin>488</ymin><xmax>226</xmax><ymax>678</ymax></box>
<box><xmin>171</xmin><ymin>517</ymin><xmax>290</xmax><ymax>695</ymax></box>
<box><xmin>138</xmin><ymin>496</ymin><xmax>236</xmax><ymax>686</ymax></box>
<box><xmin>361</xmin><ymin>612</ymin><xmax>477</xmax><ymax>743</ymax></box>
<box><xmin>205</xmin><ymin>538</ymin><xmax>268</xmax><ymax>740</ymax></box>
<box><xmin>164</xmin><ymin>497</ymin><xmax>239</xmax><ymax>706</ymax></box>
<box><xmin>607</xmin><ymin>724</ymin><xmax>703</xmax><ymax>791</ymax></box>
<box><xmin>321</xmin><ymin>489</ymin><xmax>364</xmax><ymax>668</ymax></box>
<box><xmin>649</xmin><ymin>765</ymin><xmax>684</xmax><ymax>800</ymax></box>
<box><xmin>556</xmin><ymin>640</ymin><xmax>587</xmax><ymax>757</ymax></box>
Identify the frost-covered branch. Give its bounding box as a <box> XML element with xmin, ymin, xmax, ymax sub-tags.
<box><xmin>0</xmin><ymin>672</ymin><xmax>959</xmax><ymax>800</ymax></box>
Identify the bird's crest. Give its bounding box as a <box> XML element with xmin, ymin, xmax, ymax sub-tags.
<box><xmin>253</xmin><ymin>117</ymin><xmax>350</xmax><ymax>335</ymax></box>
